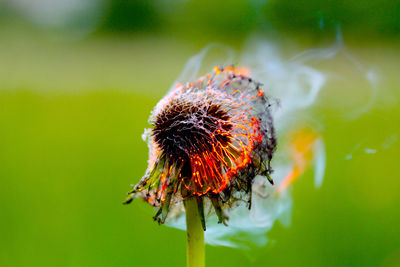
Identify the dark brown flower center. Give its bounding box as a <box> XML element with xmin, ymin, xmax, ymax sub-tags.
<box><xmin>152</xmin><ymin>99</ymin><xmax>232</xmax><ymax>158</ymax></box>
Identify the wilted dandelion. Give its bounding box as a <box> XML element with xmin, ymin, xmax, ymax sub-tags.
<box><xmin>125</xmin><ymin>65</ymin><xmax>279</xmax><ymax>266</ymax></box>
<box><xmin>125</xmin><ymin>66</ymin><xmax>276</xmax><ymax>226</ymax></box>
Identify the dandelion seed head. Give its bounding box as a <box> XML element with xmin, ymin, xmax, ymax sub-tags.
<box><xmin>126</xmin><ymin>66</ymin><xmax>276</xmax><ymax>226</ymax></box>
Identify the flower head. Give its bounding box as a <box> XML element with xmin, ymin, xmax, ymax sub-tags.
<box><xmin>125</xmin><ymin>66</ymin><xmax>276</xmax><ymax>229</ymax></box>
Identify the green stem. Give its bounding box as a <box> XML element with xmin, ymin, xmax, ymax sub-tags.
<box><xmin>184</xmin><ymin>197</ymin><xmax>205</xmax><ymax>267</ymax></box>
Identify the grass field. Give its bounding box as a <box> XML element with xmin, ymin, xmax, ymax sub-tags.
<box><xmin>0</xmin><ymin>31</ymin><xmax>399</xmax><ymax>266</ymax></box>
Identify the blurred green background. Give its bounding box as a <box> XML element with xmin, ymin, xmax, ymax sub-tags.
<box><xmin>0</xmin><ymin>0</ymin><xmax>399</xmax><ymax>266</ymax></box>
